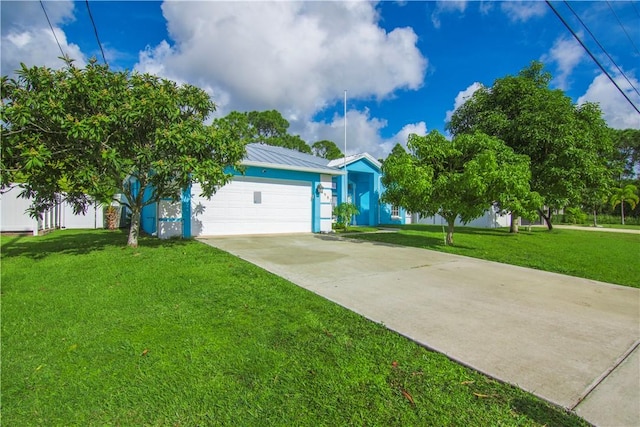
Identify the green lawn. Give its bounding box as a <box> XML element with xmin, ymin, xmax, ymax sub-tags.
<box><xmin>1</xmin><ymin>230</ymin><xmax>586</xmax><ymax>426</ymax></box>
<box><xmin>351</xmin><ymin>225</ymin><xmax>640</xmax><ymax>288</ymax></box>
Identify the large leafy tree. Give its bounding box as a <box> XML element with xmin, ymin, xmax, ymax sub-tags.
<box><xmin>217</xmin><ymin>109</ymin><xmax>311</xmax><ymax>154</ymax></box>
<box><xmin>1</xmin><ymin>59</ymin><xmax>246</xmax><ymax>247</ymax></box>
<box><xmin>447</xmin><ymin>61</ymin><xmax>615</xmax><ymax>230</ymax></box>
<box><xmin>611</xmin><ymin>128</ymin><xmax>640</xmax><ymax>179</ymax></box>
<box><xmin>382</xmin><ymin>130</ymin><xmax>535</xmax><ymax>245</ymax></box>
<box><xmin>312</xmin><ymin>140</ymin><xmax>343</xmax><ymax>160</ymax></box>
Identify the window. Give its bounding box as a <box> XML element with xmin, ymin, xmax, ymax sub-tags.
<box><xmin>391</xmin><ymin>205</ymin><xmax>400</xmax><ymax>218</ymax></box>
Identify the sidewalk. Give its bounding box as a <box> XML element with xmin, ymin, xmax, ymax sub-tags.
<box><xmin>535</xmin><ymin>224</ymin><xmax>640</xmax><ymax>234</ymax></box>
<box><xmin>201</xmin><ymin>234</ymin><xmax>640</xmax><ymax>427</ymax></box>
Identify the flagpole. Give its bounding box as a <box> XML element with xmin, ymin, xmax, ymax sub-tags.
<box><xmin>343</xmin><ymin>90</ymin><xmax>347</xmax><ymax>204</ymax></box>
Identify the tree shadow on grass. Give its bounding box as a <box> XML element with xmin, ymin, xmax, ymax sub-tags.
<box><xmin>0</xmin><ymin>229</ymin><xmax>189</xmax><ymax>260</ymax></box>
<box><xmin>511</xmin><ymin>396</ymin><xmax>586</xmax><ymax>427</ymax></box>
<box><xmin>346</xmin><ymin>231</ymin><xmax>477</xmax><ymax>251</ymax></box>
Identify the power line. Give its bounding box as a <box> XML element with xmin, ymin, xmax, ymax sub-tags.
<box><xmin>564</xmin><ymin>1</ymin><xmax>640</xmax><ymax>99</ymax></box>
<box><xmin>39</xmin><ymin>0</ymin><xmax>66</xmax><ymax>58</ymax></box>
<box><xmin>85</xmin><ymin>0</ymin><xmax>108</xmax><ymax>66</ymax></box>
<box><xmin>606</xmin><ymin>1</ymin><xmax>640</xmax><ymax>56</ymax></box>
<box><xmin>545</xmin><ymin>0</ymin><xmax>640</xmax><ymax>115</ymax></box>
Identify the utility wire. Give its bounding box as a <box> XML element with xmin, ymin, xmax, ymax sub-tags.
<box><xmin>606</xmin><ymin>1</ymin><xmax>640</xmax><ymax>56</ymax></box>
<box><xmin>40</xmin><ymin>0</ymin><xmax>66</xmax><ymax>58</ymax></box>
<box><xmin>85</xmin><ymin>0</ymin><xmax>108</xmax><ymax>66</ymax></box>
<box><xmin>564</xmin><ymin>1</ymin><xmax>640</xmax><ymax>99</ymax></box>
<box><xmin>546</xmin><ymin>0</ymin><xmax>640</xmax><ymax>115</ymax></box>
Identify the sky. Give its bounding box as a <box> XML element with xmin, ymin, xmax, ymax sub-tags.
<box><xmin>1</xmin><ymin>1</ymin><xmax>639</xmax><ymax>158</ymax></box>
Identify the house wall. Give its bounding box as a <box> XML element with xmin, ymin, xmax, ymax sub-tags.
<box><xmin>145</xmin><ymin>166</ymin><xmax>336</xmax><ymax>238</ymax></box>
<box><xmin>140</xmin><ymin>186</ymin><xmax>157</xmax><ymax>236</ymax></box>
<box><xmin>379</xmin><ymin>204</ymin><xmax>409</xmax><ymax>225</ymax></box>
<box><xmin>332</xmin><ymin>158</ymin><xmax>409</xmax><ymax>227</ymax></box>
<box><xmin>415</xmin><ymin>209</ymin><xmax>511</xmax><ymax>228</ymax></box>
<box><xmin>60</xmin><ymin>201</ymin><xmax>102</xmax><ymax>229</ymax></box>
<box><xmin>1</xmin><ymin>186</ymin><xmax>40</xmax><ymax>233</ymax></box>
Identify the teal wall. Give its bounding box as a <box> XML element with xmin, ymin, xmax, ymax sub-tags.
<box><xmin>333</xmin><ymin>157</ymin><xmax>406</xmax><ymax>226</ymax></box>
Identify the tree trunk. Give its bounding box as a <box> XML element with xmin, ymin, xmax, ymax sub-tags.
<box><xmin>593</xmin><ymin>208</ymin><xmax>598</xmax><ymax>227</ymax></box>
<box><xmin>128</xmin><ymin>207</ymin><xmax>141</xmax><ymax>248</ymax></box>
<box><xmin>446</xmin><ymin>219</ymin><xmax>455</xmax><ymax>246</ymax></box>
<box><xmin>510</xmin><ymin>214</ymin><xmax>519</xmax><ymax>234</ymax></box>
<box><xmin>621</xmin><ymin>202</ymin><xmax>625</xmax><ymax>225</ymax></box>
<box><xmin>539</xmin><ymin>208</ymin><xmax>553</xmax><ymax>230</ymax></box>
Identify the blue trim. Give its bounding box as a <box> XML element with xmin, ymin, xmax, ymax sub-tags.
<box><xmin>312</xmin><ymin>178</ymin><xmax>320</xmax><ymax>232</ymax></box>
<box><xmin>140</xmin><ymin>185</ymin><xmax>157</xmax><ymax>235</ymax></box>
<box><xmin>158</xmin><ymin>218</ymin><xmax>183</xmax><ymax>222</ymax></box>
<box><xmin>182</xmin><ymin>184</ymin><xmax>191</xmax><ymax>238</ymax></box>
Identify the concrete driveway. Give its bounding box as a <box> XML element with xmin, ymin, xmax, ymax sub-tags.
<box><xmin>200</xmin><ymin>233</ymin><xmax>639</xmax><ymax>427</ymax></box>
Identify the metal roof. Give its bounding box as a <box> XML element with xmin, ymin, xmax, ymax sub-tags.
<box><xmin>327</xmin><ymin>153</ymin><xmax>382</xmax><ymax>170</ymax></box>
<box><xmin>244</xmin><ymin>143</ymin><xmax>343</xmax><ymax>175</ymax></box>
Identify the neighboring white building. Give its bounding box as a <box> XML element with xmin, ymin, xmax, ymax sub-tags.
<box><xmin>0</xmin><ymin>185</ymin><xmax>105</xmax><ymax>235</ymax></box>
<box><xmin>413</xmin><ymin>207</ymin><xmax>512</xmax><ymax>229</ymax></box>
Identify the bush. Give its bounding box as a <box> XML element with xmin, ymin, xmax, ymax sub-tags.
<box><xmin>565</xmin><ymin>207</ymin><xmax>587</xmax><ymax>224</ymax></box>
<box><xmin>333</xmin><ymin>203</ymin><xmax>359</xmax><ymax>231</ymax></box>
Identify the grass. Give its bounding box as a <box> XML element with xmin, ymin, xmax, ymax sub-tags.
<box><xmin>350</xmin><ymin>224</ymin><xmax>640</xmax><ymax>288</ymax></box>
<box><xmin>332</xmin><ymin>225</ymin><xmax>380</xmax><ymax>234</ymax></box>
<box><xmin>1</xmin><ymin>229</ymin><xmax>587</xmax><ymax>426</ymax></box>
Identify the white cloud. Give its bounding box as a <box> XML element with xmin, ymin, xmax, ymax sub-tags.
<box><xmin>578</xmin><ymin>72</ymin><xmax>640</xmax><ymax>130</ymax></box>
<box><xmin>300</xmin><ymin>109</ymin><xmax>387</xmax><ymax>158</ymax></box>
<box><xmin>431</xmin><ymin>1</ymin><xmax>467</xmax><ymax>29</ymax></box>
<box><xmin>136</xmin><ymin>2</ymin><xmax>427</xmax><ymax>123</ymax></box>
<box><xmin>541</xmin><ymin>34</ymin><xmax>585</xmax><ymax>90</ymax></box>
<box><xmin>297</xmin><ymin>109</ymin><xmax>426</xmax><ymax>159</ymax></box>
<box><xmin>1</xmin><ymin>1</ymin><xmax>75</xmax><ymax>31</ymax></box>
<box><xmin>479</xmin><ymin>1</ymin><xmax>494</xmax><ymax>15</ymax></box>
<box><xmin>500</xmin><ymin>1</ymin><xmax>547</xmax><ymax>23</ymax></box>
<box><xmin>1</xmin><ymin>0</ymin><xmax>85</xmax><ymax>76</ymax></box>
<box><xmin>384</xmin><ymin>121</ymin><xmax>428</xmax><ymax>152</ymax></box>
<box><xmin>445</xmin><ymin>81</ymin><xmax>484</xmax><ymax>123</ymax></box>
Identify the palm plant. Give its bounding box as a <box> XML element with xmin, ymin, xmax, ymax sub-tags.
<box><xmin>610</xmin><ymin>184</ymin><xmax>639</xmax><ymax>225</ymax></box>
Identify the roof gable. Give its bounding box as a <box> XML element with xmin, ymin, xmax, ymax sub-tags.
<box><xmin>327</xmin><ymin>153</ymin><xmax>381</xmax><ymax>172</ymax></box>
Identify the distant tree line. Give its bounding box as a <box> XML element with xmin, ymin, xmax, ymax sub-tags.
<box><xmin>214</xmin><ymin>110</ymin><xmax>343</xmax><ymax>159</ymax></box>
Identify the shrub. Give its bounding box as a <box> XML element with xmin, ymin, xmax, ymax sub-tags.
<box><xmin>565</xmin><ymin>207</ymin><xmax>587</xmax><ymax>224</ymax></box>
<box><xmin>333</xmin><ymin>203</ymin><xmax>359</xmax><ymax>231</ymax></box>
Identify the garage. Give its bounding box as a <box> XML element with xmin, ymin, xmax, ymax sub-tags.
<box><xmin>190</xmin><ymin>176</ymin><xmax>313</xmax><ymax>236</ymax></box>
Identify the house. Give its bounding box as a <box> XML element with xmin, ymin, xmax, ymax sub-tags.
<box><xmin>328</xmin><ymin>153</ymin><xmax>411</xmax><ymax>226</ymax></box>
<box><xmin>0</xmin><ymin>184</ymin><xmax>105</xmax><ymax>235</ymax></box>
<box><xmin>141</xmin><ymin>143</ymin><xmax>410</xmax><ymax>239</ymax></box>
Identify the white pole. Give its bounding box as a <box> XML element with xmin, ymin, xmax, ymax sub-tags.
<box><xmin>343</xmin><ymin>90</ymin><xmax>347</xmax><ymax>204</ymax></box>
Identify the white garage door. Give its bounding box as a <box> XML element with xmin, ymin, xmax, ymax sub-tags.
<box><xmin>191</xmin><ymin>177</ymin><xmax>312</xmax><ymax>236</ymax></box>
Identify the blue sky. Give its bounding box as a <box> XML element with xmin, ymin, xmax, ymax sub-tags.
<box><xmin>1</xmin><ymin>1</ymin><xmax>639</xmax><ymax>158</ymax></box>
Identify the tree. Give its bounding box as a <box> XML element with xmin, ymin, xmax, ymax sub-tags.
<box><xmin>1</xmin><ymin>59</ymin><xmax>247</xmax><ymax>247</ymax></box>
<box><xmin>610</xmin><ymin>184</ymin><xmax>639</xmax><ymax>225</ymax></box>
<box><xmin>333</xmin><ymin>202</ymin><xmax>359</xmax><ymax>231</ymax></box>
<box><xmin>247</xmin><ymin>110</ymin><xmax>289</xmax><ymax>141</ymax></box>
<box><xmin>382</xmin><ymin>130</ymin><xmax>534</xmax><ymax>245</ymax></box>
<box><xmin>611</xmin><ymin>128</ymin><xmax>640</xmax><ymax>179</ymax></box>
<box><xmin>312</xmin><ymin>140</ymin><xmax>343</xmax><ymax>160</ymax></box>
<box><xmin>447</xmin><ymin>61</ymin><xmax>616</xmax><ymax>231</ymax></box>
<box><xmin>217</xmin><ymin>110</ymin><xmax>312</xmax><ymax>154</ymax></box>
<box><xmin>277</xmin><ymin>134</ymin><xmax>312</xmax><ymax>154</ymax></box>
